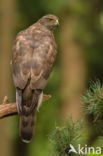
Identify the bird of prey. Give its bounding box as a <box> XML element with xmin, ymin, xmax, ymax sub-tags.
<box><xmin>12</xmin><ymin>14</ymin><xmax>59</xmax><ymax>143</ymax></box>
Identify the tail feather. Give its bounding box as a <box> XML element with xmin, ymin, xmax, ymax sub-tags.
<box><xmin>19</xmin><ymin>108</ymin><xmax>37</xmax><ymax>143</ymax></box>
<box><xmin>16</xmin><ymin>83</ymin><xmax>42</xmax><ymax>143</ymax></box>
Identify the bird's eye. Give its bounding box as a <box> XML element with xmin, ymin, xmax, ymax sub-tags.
<box><xmin>48</xmin><ymin>19</ymin><xmax>53</xmax><ymax>22</ymax></box>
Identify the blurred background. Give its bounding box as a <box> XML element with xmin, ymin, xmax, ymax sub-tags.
<box><xmin>0</xmin><ymin>0</ymin><xmax>103</xmax><ymax>155</ymax></box>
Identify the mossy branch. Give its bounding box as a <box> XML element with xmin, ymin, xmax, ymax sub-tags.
<box><xmin>0</xmin><ymin>94</ymin><xmax>51</xmax><ymax>119</ymax></box>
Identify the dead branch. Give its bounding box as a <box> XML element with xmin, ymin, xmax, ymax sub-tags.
<box><xmin>0</xmin><ymin>94</ymin><xmax>51</xmax><ymax>119</ymax></box>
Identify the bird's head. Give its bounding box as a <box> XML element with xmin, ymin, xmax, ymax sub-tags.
<box><xmin>38</xmin><ymin>14</ymin><xmax>59</xmax><ymax>30</ymax></box>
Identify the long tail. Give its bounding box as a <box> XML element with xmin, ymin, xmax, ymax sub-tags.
<box><xmin>19</xmin><ymin>108</ymin><xmax>37</xmax><ymax>143</ymax></box>
<box><xmin>16</xmin><ymin>85</ymin><xmax>42</xmax><ymax>143</ymax></box>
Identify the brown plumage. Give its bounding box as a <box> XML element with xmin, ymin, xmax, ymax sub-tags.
<box><xmin>12</xmin><ymin>14</ymin><xmax>59</xmax><ymax>143</ymax></box>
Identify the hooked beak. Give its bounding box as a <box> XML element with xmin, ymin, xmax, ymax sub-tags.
<box><xmin>55</xmin><ymin>19</ymin><xmax>59</xmax><ymax>26</ymax></box>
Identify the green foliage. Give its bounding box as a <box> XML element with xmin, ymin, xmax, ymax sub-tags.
<box><xmin>82</xmin><ymin>80</ymin><xmax>103</xmax><ymax>121</ymax></box>
<box><xmin>49</xmin><ymin>118</ymin><xmax>83</xmax><ymax>156</ymax></box>
<box><xmin>82</xmin><ymin>80</ymin><xmax>103</xmax><ymax>136</ymax></box>
<box><xmin>49</xmin><ymin>80</ymin><xmax>103</xmax><ymax>155</ymax></box>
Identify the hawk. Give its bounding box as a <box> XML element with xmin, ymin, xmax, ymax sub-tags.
<box><xmin>12</xmin><ymin>14</ymin><xmax>59</xmax><ymax>143</ymax></box>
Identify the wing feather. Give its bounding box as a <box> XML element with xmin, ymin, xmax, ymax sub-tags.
<box><xmin>12</xmin><ymin>29</ymin><xmax>57</xmax><ymax>90</ymax></box>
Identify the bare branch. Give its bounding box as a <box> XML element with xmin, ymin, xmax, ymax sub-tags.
<box><xmin>0</xmin><ymin>94</ymin><xmax>51</xmax><ymax>119</ymax></box>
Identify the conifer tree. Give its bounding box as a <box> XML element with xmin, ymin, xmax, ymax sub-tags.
<box><xmin>49</xmin><ymin>80</ymin><xmax>103</xmax><ymax>156</ymax></box>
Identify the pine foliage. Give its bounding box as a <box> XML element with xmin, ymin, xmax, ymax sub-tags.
<box><xmin>49</xmin><ymin>119</ymin><xmax>83</xmax><ymax>156</ymax></box>
<box><xmin>83</xmin><ymin>80</ymin><xmax>103</xmax><ymax>120</ymax></box>
<box><xmin>49</xmin><ymin>80</ymin><xmax>103</xmax><ymax>155</ymax></box>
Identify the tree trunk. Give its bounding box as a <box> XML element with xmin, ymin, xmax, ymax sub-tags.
<box><xmin>0</xmin><ymin>0</ymin><xmax>16</xmax><ymax>155</ymax></box>
<box><xmin>60</xmin><ymin>14</ymin><xmax>86</xmax><ymax>121</ymax></box>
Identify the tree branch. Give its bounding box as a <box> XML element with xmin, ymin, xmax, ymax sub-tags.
<box><xmin>0</xmin><ymin>94</ymin><xmax>51</xmax><ymax>119</ymax></box>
